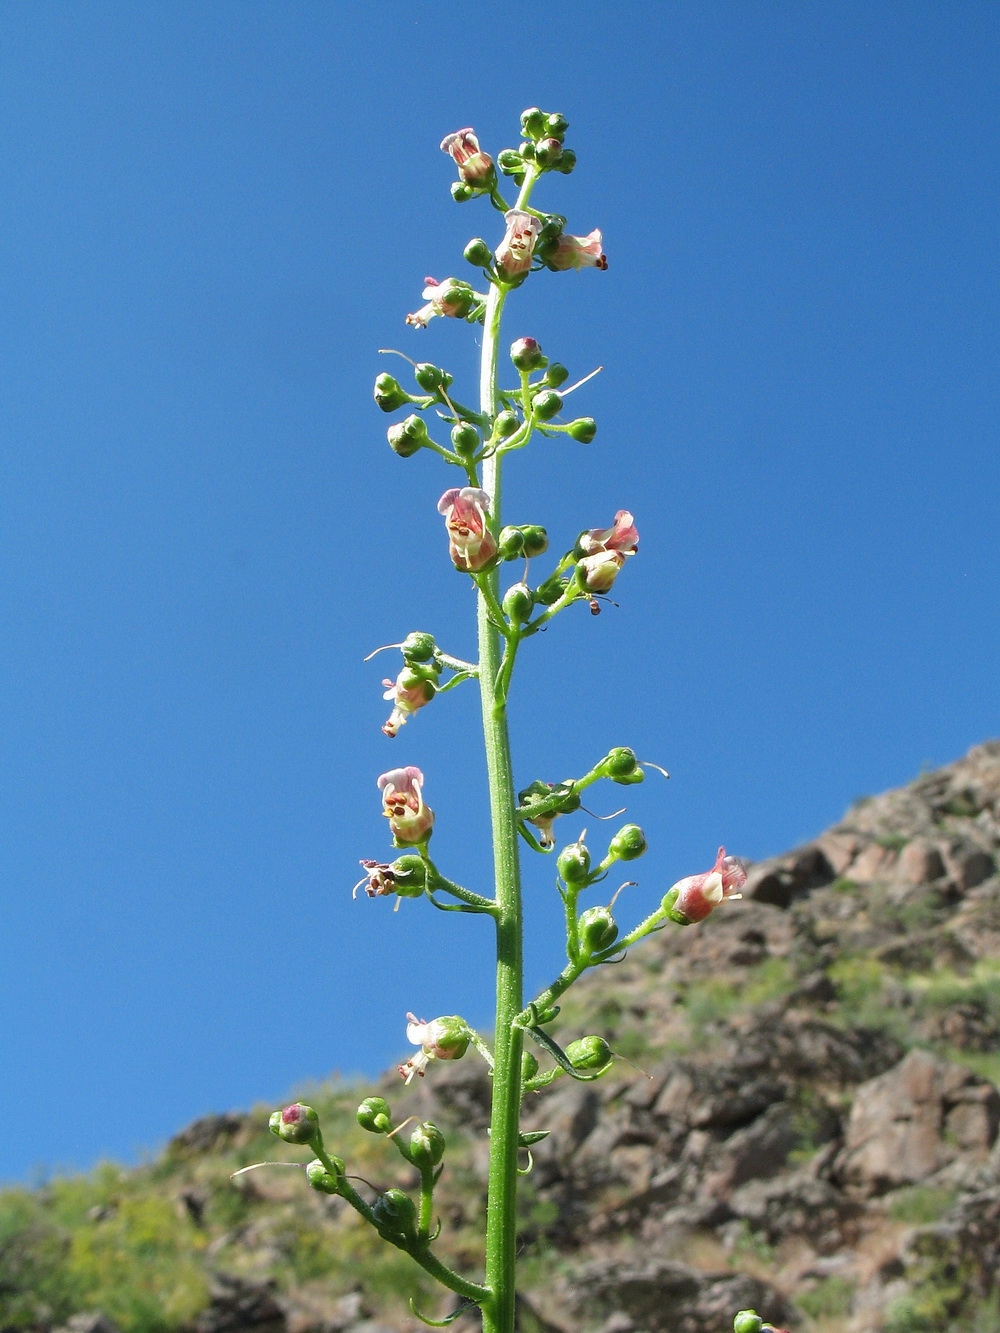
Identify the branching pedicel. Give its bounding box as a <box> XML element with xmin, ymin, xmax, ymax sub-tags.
<box><xmin>262</xmin><ymin>109</ymin><xmax>780</xmax><ymax>1333</ymax></box>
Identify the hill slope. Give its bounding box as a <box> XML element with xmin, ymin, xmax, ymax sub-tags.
<box><xmin>3</xmin><ymin>742</ymin><xmax>1000</xmax><ymax>1333</ymax></box>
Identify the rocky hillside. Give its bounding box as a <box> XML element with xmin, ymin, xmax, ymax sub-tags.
<box><xmin>3</xmin><ymin>742</ymin><xmax>1000</xmax><ymax>1333</ymax></box>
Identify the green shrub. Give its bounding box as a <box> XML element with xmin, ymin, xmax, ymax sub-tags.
<box><xmin>798</xmin><ymin>1275</ymin><xmax>854</xmax><ymax>1320</ymax></box>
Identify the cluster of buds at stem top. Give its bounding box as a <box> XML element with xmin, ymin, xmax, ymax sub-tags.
<box><xmin>405</xmin><ymin>276</ymin><xmax>484</xmax><ymax>328</ymax></box>
<box><xmin>437</xmin><ymin>487</ymin><xmax>498</xmax><ymax>572</ymax></box>
<box><xmin>440</xmin><ymin>128</ymin><xmax>496</xmax><ymax>199</ymax></box>
<box><xmin>518</xmin><ymin>778</ymin><xmax>582</xmax><ymax>849</ymax></box>
<box><xmin>378</xmin><ymin>767</ymin><xmax>434</xmax><ymax>846</ymax></box>
<box><xmin>496</xmin><ymin>107</ymin><xmax>577</xmax><ymax>186</ymax></box>
<box><xmin>662</xmin><ymin>847</ymin><xmax>747</xmax><ymax>925</ymax></box>
<box><xmin>354</xmin><ymin>854</ymin><xmax>427</xmax><ymax>901</ymax></box>
<box><xmin>575</xmin><ymin>510</ymin><xmax>639</xmax><ymax>593</ymax></box>
<box><xmin>398</xmin><ymin>1013</ymin><xmax>471</xmax><ymax>1084</ymax></box>
<box><xmin>380</xmin><ymin>632</ymin><xmax>443</xmax><ymax>737</ymax></box>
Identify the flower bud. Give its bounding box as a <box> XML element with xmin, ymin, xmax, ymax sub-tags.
<box><xmin>414</xmin><ymin>362</ymin><xmax>454</xmax><ymax>394</ymax></box>
<box><xmin>566</xmin><ymin>1035</ymin><xmax>612</xmax><ymax>1072</ymax></box>
<box><xmin>374</xmin><ymin>373</ymin><xmax>412</xmax><ymax>413</ymax></box>
<box><xmin>391</xmin><ymin>853</ymin><xmax>428</xmax><ymax>898</ymax></box>
<box><xmin>305</xmin><ymin>1156</ymin><xmax>345</xmax><ymax>1193</ymax></box>
<box><xmin>534</xmin><ymin>138</ymin><xmax>563</xmax><ymax>168</ymax></box>
<box><xmin>464</xmin><ymin>237</ymin><xmax>493</xmax><ymax>267</ymax></box>
<box><xmin>521</xmin><ymin>1051</ymin><xmax>539</xmax><ymax>1082</ymax></box>
<box><xmin>733</xmin><ymin>1315</ymin><xmax>763</xmax><ymax>1333</ymax></box>
<box><xmin>387</xmin><ymin>414</ymin><xmax>429</xmax><ymax>458</ymax></box>
<box><xmin>544</xmin><ymin>363</ymin><xmax>569</xmax><ymax>388</ymax></box>
<box><xmin>401</xmin><ymin>631</ymin><xmax>436</xmax><ymax>664</ymax></box>
<box><xmin>609</xmin><ymin>825</ymin><xmax>647</xmax><ymax>862</ymax></box>
<box><xmin>451</xmin><ymin>181</ymin><xmax>474</xmax><ymax>202</ymax></box>
<box><xmin>566</xmin><ymin>417</ymin><xmax>597</xmax><ymax>444</ymax></box>
<box><xmin>497</xmin><ymin>526</ymin><xmax>525</xmax><ymax>560</ymax></box>
<box><xmin>555</xmin><ymin>149</ymin><xmax>577</xmax><ymax>174</ymax></box>
<box><xmin>519</xmin><ymin>140</ymin><xmax>535</xmax><ymax>161</ymax></box>
<box><xmin>533</xmin><ymin>573</ymin><xmax>568</xmax><ymax>606</ymax></box>
<box><xmin>544</xmin><ymin>112</ymin><xmax>569</xmax><ymax>139</ymax></box>
<box><xmin>602</xmin><ymin>747</ymin><xmax>639</xmax><ymax>780</ymax></box>
<box><xmin>510</xmin><ymin>337</ymin><xmax>546</xmax><ymax>373</ymax></box>
<box><xmin>579</xmin><ymin>905</ymin><xmax>619</xmax><ymax>954</ymax></box>
<box><xmin>519</xmin><ymin>525</ymin><xmax>548</xmax><ymax>558</ymax></box>
<box><xmin>372</xmin><ymin>1188</ymin><xmax>418</xmax><ymax>1242</ymax></box>
<box><xmin>557</xmin><ymin>840</ymin><xmax>591</xmax><ymax>886</ymax></box>
<box><xmin>503</xmin><ymin>582</ymin><xmax>533</xmax><ymax>625</ymax></box>
<box><xmin>269</xmin><ymin>1103</ymin><xmax>320</xmax><ymax>1146</ymax></box>
<box><xmin>532</xmin><ymin>390</ymin><xmax>562</xmax><ymax>422</ymax></box>
<box><xmin>451</xmin><ymin>422</ymin><xmax>480</xmax><ymax>457</ymax></box>
<box><xmin>497</xmin><ymin>148</ymin><xmax>525</xmax><ymax>177</ymax></box>
<box><xmin>495</xmin><ymin>409</ymin><xmax>520</xmax><ymax>438</ymax></box>
<box><xmin>520</xmin><ymin>107</ymin><xmax>546</xmax><ymax>139</ymax></box>
<box><xmin>409</xmin><ymin>1121</ymin><xmax>446</xmax><ymax>1168</ymax></box>
<box><xmin>357</xmin><ymin>1096</ymin><xmax>393</xmax><ymax>1133</ymax></box>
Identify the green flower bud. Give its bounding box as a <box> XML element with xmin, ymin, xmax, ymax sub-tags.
<box><xmin>510</xmin><ymin>337</ymin><xmax>547</xmax><ymax>372</ymax></box>
<box><xmin>374</xmin><ymin>373</ymin><xmax>412</xmax><ymax>413</ymax></box>
<box><xmin>566</xmin><ymin>1035</ymin><xmax>612</xmax><ymax>1072</ymax></box>
<box><xmin>269</xmin><ymin>1103</ymin><xmax>320</xmax><ymax>1146</ymax></box>
<box><xmin>409</xmin><ymin>1121</ymin><xmax>446</xmax><ymax>1168</ymax></box>
<box><xmin>451</xmin><ymin>181</ymin><xmax>474</xmax><ymax>202</ymax></box>
<box><xmin>521</xmin><ymin>1051</ymin><xmax>539</xmax><ymax>1082</ymax></box>
<box><xmin>519</xmin><ymin>140</ymin><xmax>536</xmax><ymax>161</ymax></box>
<box><xmin>305</xmin><ymin>1156</ymin><xmax>345</xmax><ymax>1193</ymax></box>
<box><xmin>401</xmin><ymin>631</ymin><xmax>436</xmax><ymax>663</ymax></box>
<box><xmin>534</xmin><ymin>138</ymin><xmax>563</xmax><ymax>168</ymax></box>
<box><xmin>557</xmin><ymin>840</ymin><xmax>591</xmax><ymax>885</ymax></box>
<box><xmin>533</xmin><ymin>573</ymin><xmax>568</xmax><ymax>606</ymax></box>
<box><xmin>497</xmin><ymin>148</ymin><xmax>525</xmax><ymax>177</ymax></box>
<box><xmin>372</xmin><ymin>1188</ymin><xmax>418</xmax><ymax>1242</ymax></box>
<box><xmin>387</xmin><ymin>414</ymin><xmax>429</xmax><ymax>458</ymax></box>
<box><xmin>495</xmin><ymin>409</ymin><xmax>520</xmax><ymax>439</ymax></box>
<box><xmin>532</xmin><ymin>390</ymin><xmax>562</xmax><ymax>422</ymax></box>
<box><xmin>609</xmin><ymin>825</ymin><xmax>647</xmax><ymax>862</ymax></box>
<box><xmin>497</xmin><ymin>526</ymin><xmax>525</xmax><ymax>560</ymax></box>
<box><xmin>555</xmin><ymin>148</ymin><xmax>577</xmax><ymax>174</ymax></box>
<box><xmin>451</xmin><ymin>422</ymin><xmax>480</xmax><ymax>457</ymax></box>
<box><xmin>537</xmin><ymin>213</ymin><xmax>566</xmax><ymax>244</ymax></box>
<box><xmin>566</xmin><ymin>417</ymin><xmax>597</xmax><ymax>444</ymax></box>
<box><xmin>602</xmin><ymin>747</ymin><xmax>639</xmax><ymax>779</ymax></box>
<box><xmin>464</xmin><ymin>237</ymin><xmax>493</xmax><ymax>267</ymax></box>
<box><xmin>357</xmin><ymin>1096</ymin><xmax>393</xmax><ymax>1134</ymax></box>
<box><xmin>733</xmin><ymin>1314</ymin><xmax>764</xmax><ymax>1333</ymax></box>
<box><xmin>414</xmin><ymin>363</ymin><xmax>453</xmax><ymax>394</ymax></box>
<box><xmin>503</xmin><ymin>582</ymin><xmax>533</xmax><ymax>625</ymax></box>
<box><xmin>545</xmin><ymin>112</ymin><xmax>569</xmax><ymax>140</ymax></box>
<box><xmin>391</xmin><ymin>854</ymin><xmax>427</xmax><ymax>899</ymax></box>
<box><xmin>579</xmin><ymin>905</ymin><xmax>619</xmax><ymax>954</ymax></box>
<box><xmin>544</xmin><ymin>362</ymin><xmax>569</xmax><ymax>388</ymax></box>
<box><xmin>519</xmin><ymin>525</ymin><xmax>548</xmax><ymax>558</ymax></box>
<box><xmin>520</xmin><ymin>107</ymin><xmax>546</xmax><ymax>139</ymax></box>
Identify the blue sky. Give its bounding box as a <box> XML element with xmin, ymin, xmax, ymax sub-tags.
<box><xmin>1</xmin><ymin>2</ymin><xmax>997</xmax><ymax>1184</ymax></box>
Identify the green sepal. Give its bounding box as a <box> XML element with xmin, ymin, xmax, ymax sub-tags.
<box><xmin>517</xmin><ymin>1130</ymin><xmax>550</xmax><ymax>1147</ymax></box>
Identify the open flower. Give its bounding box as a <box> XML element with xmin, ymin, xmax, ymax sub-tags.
<box><xmin>382</xmin><ymin>670</ymin><xmax>434</xmax><ymax>737</ymax></box>
<box><xmin>666</xmin><ymin>846</ymin><xmax>747</xmax><ymax>924</ymax></box>
<box><xmin>546</xmin><ymin>228</ymin><xmax>607</xmax><ymax>271</ymax></box>
<box><xmin>576</xmin><ymin>510</ymin><xmax>638</xmax><ymax>593</ymax></box>
<box><xmin>398</xmin><ymin>1013</ymin><xmax>471</xmax><ymax>1084</ymax></box>
<box><xmin>406</xmin><ymin>276</ymin><xmax>477</xmax><ymax>329</ymax></box>
<box><xmin>440</xmin><ymin>128</ymin><xmax>495</xmax><ymax>187</ymax></box>
<box><xmin>377</xmin><ymin>766</ymin><xmax>434</xmax><ymax>845</ymax></box>
<box><xmin>437</xmin><ymin>487</ymin><xmax>498</xmax><ymax>571</ymax></box>
<box><xmin>495</xmin><ymin>210</ymin><xmax>542</xmax><ymax>282</ymax></box>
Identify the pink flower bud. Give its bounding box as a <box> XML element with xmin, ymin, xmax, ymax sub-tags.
<box><xmin>377</xmin><ymin>766</ymin><xmax>434</xmax><ymax>845</ymax></box>
<box><xmin>546</xmin><ymin>228</ymin><xmax>607</xmax><ymax>271</ymax></box>
<box><xmin>495</xmin><ymin>210</ymin><xmax>542</xmax><ymax>282</ymax></box>
<box><xmin>668</xmin><ymin>846</ymin><xmax>747</xmax><ymax>924</ymax></box>
<box><xmin>405</xmin><ymin>276</ymin><xmax>477</xmax><ymax>329</ymax></box>
<box><xmin>576</xmin><ymin>510</ymin><xmax>638</xmax><ymax>593</ymax></box>
<box><xmin>437</xmin><ymin>487</ymin><xmax>498</xmax><ymax>572</ymax></box>
<box><xmin>440</xmin><ymin>128</ymin><xmax>495</xmax><ymax>187</ymax></box>
<box><xmin>381</xmin><ymin>671</ymin><xmax>434</xmax><ymax>737</ymax></box>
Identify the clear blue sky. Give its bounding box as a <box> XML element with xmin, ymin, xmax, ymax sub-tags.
<box><xmin>1</xmin><ymin>2</ymin><xmax>997</xmax><ymax>1184</ymax></box>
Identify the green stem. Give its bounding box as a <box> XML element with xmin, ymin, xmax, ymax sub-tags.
<box><xmin>478</xmin><ymin>166</ymin><xmax>540</xmax><ymax>1333</ymax></box>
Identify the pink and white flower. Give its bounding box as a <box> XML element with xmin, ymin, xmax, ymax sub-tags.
<box><xmin>547</xmin><ymin>228</ymin><xmax>607</xmax><ymax>271</ymax></box>
<box><xmin>669</xmin><ymin>847</ymin><xmax>747</xmax><ymax>924</ymax></box>
<box><xmin>576</xmin><ymin>510</ymin><xmax>639</xmax><ymax>593</ymax></box>
<box><xmin>495</xmin><ymin>210</ymin><xmax>542</xmax><ymax>282</ymax></box>
<box><xmin>381</xmin><ymin>671</ymin><xmax>434</xmax><ymax>738</ymax></box>
<box><xmin>406</xmin><ymin>276</ymin><xmax>475</xmax><ymax>329</ymax></box>
<box><xmin>437</xmin><ymin>487</ymin><xmax>498</xmax><ymax>572</ymax></box>
<box><xmin>440</xmin><ymin>128</ymin><xmax>494</xmax><ymax>187</ymax></box>
<box><xmin>398</xmin><ymin>1012</ymin><xmax>471</xmax><ymax>1084</ymax></box>
<box><xmin>377</xmin><ymin>766</ymin><xmax>434</xmax><ymax>845</ymax></box>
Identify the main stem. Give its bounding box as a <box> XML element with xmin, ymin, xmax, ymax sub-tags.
<box><xmin>478</xmin><ymin>168</ymin><xmax>539</xmax><ymax>1333</ymax></box>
